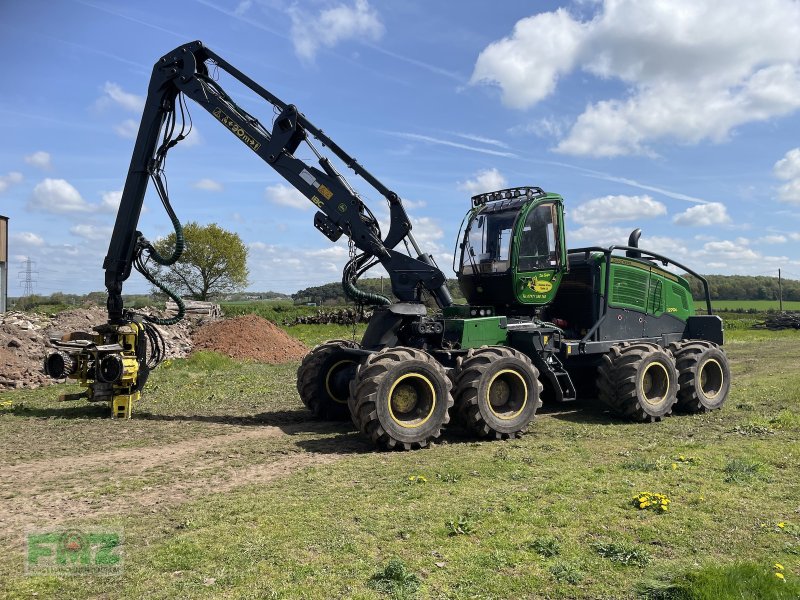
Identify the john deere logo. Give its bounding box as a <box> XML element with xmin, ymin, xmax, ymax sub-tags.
<box><xmin>527</xmin><ymin>278</ymin><xmax>552</xmax><ymax>293</ymax></box>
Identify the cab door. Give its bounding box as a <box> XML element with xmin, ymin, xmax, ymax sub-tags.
<box><xmin>512</xmin><ymin>200</ymin><xmax>567</xmax><ymax>305</ymax></box>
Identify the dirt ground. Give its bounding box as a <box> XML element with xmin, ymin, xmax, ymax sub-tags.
<box><xmin>0</xmin><ymin>419</ymin><xmax>359</xmax><ymax>548</ymax></box>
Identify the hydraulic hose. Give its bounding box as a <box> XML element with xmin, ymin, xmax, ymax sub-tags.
<box><xmin>342</xmin><ymin>255</ymin><xmax>391</xmax><ymax>306</ymax></box>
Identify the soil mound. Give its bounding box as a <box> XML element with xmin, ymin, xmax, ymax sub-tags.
<box><xmin>191</xmin><ymin>315</ymin><xmax>308</xmax><ymax>363</ymax></box>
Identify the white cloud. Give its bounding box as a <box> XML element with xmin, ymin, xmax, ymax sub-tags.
<box><xmin>290</xmin><ymin>0</ymin><xmax>384</xmax><ymax>61</ymax></box>
<box><xmin>384</xmin><ymin>132</ymin><xmax>517</xmax><ymax>158</ymax></box>
<box><xmin>702</xmin><ymin>240</ymin><xmax>761</xmax><ymax>261</ymax></box>
<box><xmin>100</xmin><ymin>82</ymin><xmax>145</xmax><ymax>112</ymax></box>
<box><xmin>114</xmin><ymin>119</ymin><xmax>138</xmax><ymax>139</ymax></box>
<box><xmin>472</xmin><ymin>0</ymin><xmax>800</xmax><ymax>157</ymax></box>
<box><xmin>0</xmin><ymin>171</ymin><xmax>23</xmax><ymax>193</ymax></box>
<box><xmin>759</xmin><ymin>234</ymin><xmax>788</xmax><ymax>244</ymax></box>
<box><xmin>24</xmin><ymin>151</ymin><xmax>51</xmax><ymax>170</ymax></box>
<box><xmin>673</xmin><ymin>202</ymin><xmax>731</xmax><ymax>226</ymax></box>
<box><xmin>69</xmin><ymin>224</ymin><xmax>113</xmax><ymax>241</ymax></box>
<box><xmin>193</xmin><ymin>178</ymin><xmax>223</xmax><ymax>192</ymax></box>
<box><xmin>471</xmin><ymin>8</ymin><xmax>584</xmax><ymax>109</ymax></box>
<box><xmin>28</xmin><ymin>179</ymin><xmax>92</xmax><ymax>213</ymax></box>
<box><xmin>570</xmin><ymin>194</ymin><xmax>666</xmax><ymax>225</ymax></box>
<box><xmin>265</xmin><ymin>183</ymin><xmax>309</xmax><ymax>210</ymax></box>
<box><xmin>100</xmin><ymin>190</ymin><xmax>122</xmax><ymax>212</ymax></box>
<box><xmin>457</xmin><ymin>168</ymin><xmax>507</xmax><ymax>196</ymax></box>
<box><xmin>10</xmin><ymin>232</ymin><xmax>45</xmax><ymax>247</ymax></box>
<box><xmin>774</xmin><ymin>147</ymin><xmax>800</xmax><ymax>203</ymax></box>
<box><xmin>234</xmin><ymin>0</ymin><xmax>251</xmax><ymax>16</ymax></box>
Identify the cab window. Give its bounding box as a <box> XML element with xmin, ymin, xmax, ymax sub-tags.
<box><xmin>460</xmin><ymin>210</ymin><xmax>516</xmax><ymax>274</ymax></box>
<box><xmin>517</xmin><ymin>203</ymin><xmax>558</xmax><ymax>271</ymax></box>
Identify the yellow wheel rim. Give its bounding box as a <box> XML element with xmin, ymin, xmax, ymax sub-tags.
<box><xmin>486</xmin><ymin>369</ymin><xmax>528</xmax><ymax>420</ymax></box>
<box><xmin>698</xmin><ymin>358</ymin><xmax>724</xmax><ymax>399</ymax></box>
<box><xmin>387</xmin><ymin>373</ymin><xmax>436</xmax><ymax>429</ymax></box>
<box><xmin>324</xmin><ymin>359</ymin><xmax>357</xmax><ymax>404</ymax></box>
<box><xmin>640</xmin><ymin>362</ymin><xmax>670</xmax><ymax>405</ymax></box>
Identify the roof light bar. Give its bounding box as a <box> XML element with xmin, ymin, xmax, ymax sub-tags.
<box><xmin>470</xmin><ymin>186</ymin><xmax>546</xmax><ymax>207</ymax></box>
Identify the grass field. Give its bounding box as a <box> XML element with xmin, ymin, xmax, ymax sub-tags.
<box><xmin>695</xmin><ymin>299</ymin><xmax>800</xmax><ymax>312</ymax></box>
<box><xmin>1</xmin><ymin>326</ymin><xmax>798</xmax><ymax>599</ymax></box>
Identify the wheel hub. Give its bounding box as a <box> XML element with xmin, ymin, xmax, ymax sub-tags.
<box><xmin>489</xmin><ymin>379</ymin><xmax>511</xmax><ymax>408</ymax></box>
<box><xmin>641</xmin><ymin>362</ymin><xmax>669</xmax><ymax>405</ymax></box>
<box><xmin>391</xmin><ymin>384</ymin><xmax>418</xmax><ymax>413</ymax></box>
<box><xmin>699</xmin><ymin>358</ymin><xmax>723</xmax><ymax>399</ymax></box>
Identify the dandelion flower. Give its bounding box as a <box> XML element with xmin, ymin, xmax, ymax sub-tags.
<box><xmin>775</xmin><ymin>572</ymin><xmax>785</xmax><ymax>580</ymax></box>
<box><xmin>671</xmin><ymin>463</ymin><xmax>677</xmax><ymax>470</ymax></box>
<box><xmin>778</xmin><ymin>522</ymin><xmax>786</xmax><ymax>529</ymax></box>
<box><xmin>775</xmin><ymin>563</ymin><xmax>784</xmax><ymax>570</ymax></box>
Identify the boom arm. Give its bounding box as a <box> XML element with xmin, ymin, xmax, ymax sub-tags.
<box><xmin>104</xmin><ymin>40</ymin><xmax>452</xmax><ymax>323</ymax></box>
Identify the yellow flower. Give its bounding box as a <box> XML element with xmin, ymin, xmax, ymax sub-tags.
<box><xmin>660</xmin><ymin>505</ymin><xmax>668</xmax><ymax>511</ymax></box>
<box><xmin>671</xmin><ymin>463</ymin><xmax>677</xmax><ymax>470</ymax></box>
<box><xmin>777</xmin><ymin>522</ymin><xmax>786</xmax><ymax>529</ymax></box>
<box><xmin>775</xmin><ymin>563</ymin><xmax>784</xmax><ymax>570</ymax></box>
<box><xmin>775</xmin><ymin>572</ymin><xmax>785</xmax><ymax>580</ymax></box>
<box><xmin>679</xmin><ymin>455</ymin><xmax>685</xmax><ymax>461</ymax></box>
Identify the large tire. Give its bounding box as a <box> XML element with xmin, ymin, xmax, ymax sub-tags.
<box><xmin>452</xmin><ymin>346</ymin><xmax>542</xmax><ymax>439</ymax></box>
<box><xmin>349</xmin><ymin>347</ymin><xmax>453</xmax><ymax>450</ymax></box>
<box><xmin>670</xmin><ymin>341</ymin><xmax>730</xmax><ymax>412</ymax></box>
<box><xmin>296</xmin><ymin>339</ymin><xmax>361</xmax><ymax>420</ymax></box>
<box><xmin>597</xmin><ymin>342</ymin><xmax>678</xmax><ymax>422</ymax></box>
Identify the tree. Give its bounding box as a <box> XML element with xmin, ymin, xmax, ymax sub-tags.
<box><xmin>151</xmin><ymin>222</ymin><xmax>249</xmax><ymax>300</ymax></box>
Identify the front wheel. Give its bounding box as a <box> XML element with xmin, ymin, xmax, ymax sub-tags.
<box><xmin>349</xmin><ymin>347</ymin><xmax>453</xmax><ymax>450</ymax></box>
<box><xmin>452</xmin><ymin>346</ymin><xmax>542</xmax><ymax>439</ymax></box>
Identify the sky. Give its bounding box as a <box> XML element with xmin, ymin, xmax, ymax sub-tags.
<box><xmin>2</xmin><ymin>0</ymin><xmax>800</xmax><ymax>297</ymax></box>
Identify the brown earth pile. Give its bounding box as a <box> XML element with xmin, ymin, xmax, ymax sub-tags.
<box><xmin>192</xmin><ymin>315</ymin><xmax>308</xmax><ymax>363</ymax></box>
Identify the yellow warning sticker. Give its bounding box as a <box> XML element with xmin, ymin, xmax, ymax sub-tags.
<box><xmin>318</xmin><ymin>184</ymin><xmax>333</xmax><ymax>200</ymax></box>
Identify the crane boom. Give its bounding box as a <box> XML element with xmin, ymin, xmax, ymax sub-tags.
<box><xmin>104</xmin><ymin>40</ymin><xmax>451</xmax><ymax>324</ymax></box>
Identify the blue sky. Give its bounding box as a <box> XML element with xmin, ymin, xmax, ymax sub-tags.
<box><xmin>2</xmin><ymin>0</ymin><xmax>800</xmax><ymax>296</ymax></box>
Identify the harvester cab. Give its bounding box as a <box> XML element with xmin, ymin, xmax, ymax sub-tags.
<box><xmin>456</xmin><ymin>187</ymin><xmax>567</xmax><ymax>313</ymax></box>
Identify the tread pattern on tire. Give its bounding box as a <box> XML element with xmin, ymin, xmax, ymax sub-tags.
<box><xmin>669</xmin><ymin>340</ymin><xmax>729</xmax><ymax>413</ymax></box>
<box><xmin>452</xmin><ymin>345</ymin><xmax>543</xmax><ymax>439</ymax></box>
<box><xmin>349</xmin><ymin>347</ymin><xmax>453</xmax><ymax>451</ymax></box>
<box><xmin>597</xmin><ymin>341</ymin><xmax>678</xmax><ymax>422</ymax></box>
<box><xmin>296</xmin><ymin>339</ymin><xmax>359</xmax><ymax>420</ymax></box>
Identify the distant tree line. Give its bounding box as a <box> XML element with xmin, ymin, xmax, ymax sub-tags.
<box><xmin>684</xmin><ymin>274</ymin><xmax>800</xmax><ymax>302</ymax></box>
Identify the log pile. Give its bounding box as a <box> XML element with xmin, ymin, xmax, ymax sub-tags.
<box><xmin>754</xmin><ymin>312</ymin><xmax>800</xmax><ymax>330</ymax></box>
<box><xmin>166</xmin><ymin>300</ymin><xmax>222</xmax><ymax>318</ymax></box>
<box><xmin>284</xmin><ymin>308</ymin><xmax>372</xmax><ymax>326</ymax></box>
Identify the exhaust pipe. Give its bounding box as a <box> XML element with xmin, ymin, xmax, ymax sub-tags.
<box><xmin>626</xmin><ymin>228</ymin><xmax>642</xmax><ymax>259</ymax></box>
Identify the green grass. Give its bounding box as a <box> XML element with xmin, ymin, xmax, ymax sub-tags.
<box><xmin>1</xmin><ymin>328</ymin><xmax>799</xmax><ymax>598</ymax></box>
<box><xmin>694</xmin><ymin>300</ymin><xmax>800</xmax><ymax>311</ymax></box>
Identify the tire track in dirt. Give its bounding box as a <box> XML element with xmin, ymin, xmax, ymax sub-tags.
<box><xmin>1</xmin><ymin>422</ymin><xmax>365</xmax><ymax>544</ymax></box>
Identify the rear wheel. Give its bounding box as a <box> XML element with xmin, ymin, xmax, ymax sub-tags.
<box><xmin>597</xmin><ymin>342</ymin><xmax>678</xmax><ymax>422</ymax></box>
<box><xmin>296</xmin><ymin>339</ymin><xmax>360</xmax><ymax>420</ymax></box>
<box><xmin>670</xmin><ymin>341</ymin><xmax>730</xmax><ymax>412</ymax></box>
<box><xmin>453</xmin><ymin>346</ymin><xmax>542</xmax><ymax>439</ymax></box>
<box><xmin>349</xmin><ymin>347</ymin><xmax>453</xmax><ymax>450</ymax></box>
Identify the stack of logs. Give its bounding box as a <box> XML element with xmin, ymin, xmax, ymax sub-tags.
<box><xmin>754</xmin><ymin>312</ymin><xmax>800</xmax><ymax>330</ymax></box>
<box><xmin>284</xmin><ymin>308</ymin><xmax>372</xmax><ymax>326</ymax></box>
<box><xmin>166</xmin><ymin>300</ymin><xmax>222</xmax><ymax>319</ymax></box>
